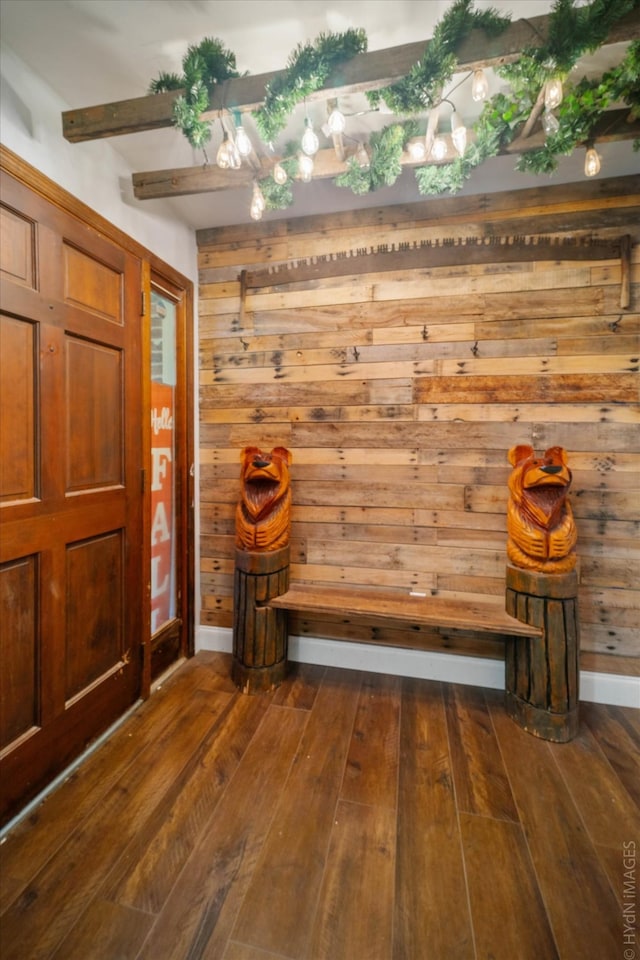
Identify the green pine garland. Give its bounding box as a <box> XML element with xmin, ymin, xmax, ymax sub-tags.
<box><xmin>413</xmin><ymin>0</ymin><xmax>640</xmax><ymax>197</ymax></box>
<box><xmin>368</xmin><ymin>0</ymin><xmax>510</xmax><ymax>115</ymax></box>
<box><xmin>149</xmin><ymin>37</ymin><xmax>242</xmax><ymax>149</ymax></box>
<box><xmin>414</xmin><ymin>107</ymin><xmax>506</xmax><ymax>195</ymax></box>
<box><xmin>516</xmin><ymin>40</ymin><xmax>640</xmax><ymax>175</ymax></box>
<box><xmin>148</xmin><ymin>71</ymin><xmax>183</xmax><ymax>93</ymax></box>
<box><xmin>505</xmin><ymin>0</ymin><xmax>638</xmax><ymax>81</ymax></box>
<box><xmin>258</xmin><ymin>152</ymin><xmax>298</xmax><ymax>210</ymax></box>
<box><xmin>335</xmin><ymin>121</ymin><xmax>420</xmax><ymax>194</ymax></box>
<box><xmin>147</xmin><ymin>1</ymin><xmax>640</xmax><ymax>208</ymax></box>
<box><xmin>253</xmin><ymin>30</ymin><xmax>368</xmax><ymax>144</ymax></box>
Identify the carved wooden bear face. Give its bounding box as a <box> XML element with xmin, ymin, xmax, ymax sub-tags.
<box><xmin>235</xmin><ymin>446</ymin><xmax>292</xmax><ymax>551</ymax></box>
<box><xmin>506</xmin><ymin>445</ymin><xmax>577</xmax><ymax>573</ymax></box>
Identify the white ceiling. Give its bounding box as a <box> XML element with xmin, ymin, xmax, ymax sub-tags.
<box><xmin>1</xmin><ymin>0</ymin><xmax>637</xmax><ymax>231</ymax></box>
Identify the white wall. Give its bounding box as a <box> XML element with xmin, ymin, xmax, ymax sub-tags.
<box><xmin>0</xmin><ymin>45</ymin><xmax>197</xmax><ymax>283</ymax></box>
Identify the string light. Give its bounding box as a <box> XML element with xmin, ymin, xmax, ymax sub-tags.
<box><xmin>584</xmin><ymin>145</ymin><xmax>601</xmax><ymax>177</ymax></box>
<box><xmin>216</xmin><ymin>131</ymin><xmax>234</xmax><ymax>169</ymax></box>
<box><xmin>471</xmin><ymin>69</ymin><xmax>489</xmax><ymax>102</ymax></box>
<box><xmin>298</xmin><ymin>153</ymin><xmax>314</xmax><ymax>182</ymax></box>
<box><xmin>541</xmin><ymin>109</ymin><xmax>559</xmax><ymax>137</ymax></box>
<box><xmin>355</xmin><ymin>141</ymin><xmax>370</xmax><ymax>169</ymax></box>
<box><xmin>426</xmin><ymin>104</ymin><xmax>447</xmax><ymax>161</ymax></box>
<box><xmin>230</xmin><ymin>134</ymin><xmax>242</xmax><ymax>168</ymax></box>
<box><xmin>301</xmin><ymin>117</ymin><xmax>320</xmax><ymax>156</ymax></box>
<box><xmin>235</xmin><ymin>123</ymin><xmax>253</xmax><ymax>158</ymax></box>
<box><xmin>249</xmin><ymin>181</ymin><xmax>266</xmax><ymax>220</ymax></box>
<box><xmin>430</xmin><ymin>136</ymin><xmax>447</xmax><ymax>161</ymax></box>
<box><xmin>327</xmin><ymin>105</ymin><xmax>346</xmax><ymax>135</ymax></box>
<box><xmin>450</xmin><ymin>109</ymin><xmax>467</xmax><ymax>157</ymax></box>
<box><xmin>544</xmin><ymin>78</ymin><xmax>563</xmax><ymax>110</ymax></box>
<box><xmin>273</xmin><ymin>162</ymin><xmax>288</xmax><ymax>185</ymax></box>
<box><xmin>408</xmin><ymin>139</ymin><xmax>427</xmax><ymax>162</ymax></box>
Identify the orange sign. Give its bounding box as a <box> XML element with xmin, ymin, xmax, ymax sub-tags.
<box><xmin>150</xmin><ymin>382</ymin><xmax>174</xmax><ymax>634</ymax></box>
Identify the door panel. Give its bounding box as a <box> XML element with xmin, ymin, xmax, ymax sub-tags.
<box><xmin>65</xmin><ymin>336</ymin><xmax>123</xmax><ymax>490</ymax></box>
<box><xmin>63</xmin><ymin>241</ymin><xmax>123</xmax><ymax>324</ymax></box>
<box><xmin>0</xmin><ymin>172</ymin><xmax>143</xmax><ymax>824</ymax></box>
<box><xmin>65</xmin><ymin>531</ymin><xmax>124</xmax><ymax>701</ymax></box>
<box><xmin>0</xmin><ymin>314</ymin><xmax>36</xmax><ymax>502</ymax></box>
<box><xmin>0</xmin><ymin>555</ymin><xmax>38</xmax><ymax>749</ymax></box>
<box><xmin>0</xmin><ymin>203</ymin><xmax>36</xmax><ymax>288</ymax></box>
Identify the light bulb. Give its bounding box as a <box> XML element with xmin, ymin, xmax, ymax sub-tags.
<box><xmin>408</xmin><ymin>139</ymin><xmax>427</xmax><ymax>162</ymax></box>
<box><xmin>542</xmin><ymin>109</ymin><xmax>559</xmax><ymax>136</ymax></box>
<box><xmin>235</xmin><ymin>124</ymin><xmax>253</xmax><ymax>158</ymax></box>
<box><xmin>273</xmin><ymin>162</ymin><xmax>288</xmax><ymax>185</ymax></box>
<box><xmin>298</xmin><ymin>153</ymin><xmax>314</xmax><ymax>182</ymax></box>
<box><xmin>471</xmin><ymin>69</ymin><xmax>489</xmax><ymax>102</ymax></box>
<box><xmin>252</xmin><ymin>181</ymin><xmax>266</xmax><ymax>212</ymax></box>
<box><xmin>229</xmin><ymin>138</ymin><xmax>242</xmax><ymax>169</ymax></box>
<box><xmin>301</xmin><ymin>118</ymin><xmax>319</xmax><ymax>156</ymax></box>
<box><xmin>544</xmin><ymin>78</ymin><xmax>563</xmax><ymax>110</ymax></box>
<box><xmin>216</xmin><ymin>132</ymin><xmax>232</xmax><ymax>169</ymax></box>
<box><xmin>450</xmin><ymin>111</ymin><xmax>467</xmax><ymax>157</ymax></box>
<box><xmin>356</xmin><ymin>142</ymin><xmax>370</xmax><ymax>169</ymax></box>
<box><xmin>327</xmin><ymin>107</ymin><xmax>346</xmax><ymax>135</ymax></box>
<box><xmin>584</xmin><ymin>146</ymin><xmax>601</xmax><ymax>177</ymax></box>
<box><xmin>249</xmin><ymin>201</ymin><xmax>263</xmax><ymax>221</ymax></box>
<box><xmin>430</xmin><ymin>136</ymin><xmax>447</xmax><ymax>162</ymax></box>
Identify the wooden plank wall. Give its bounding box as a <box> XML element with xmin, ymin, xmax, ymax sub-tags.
<box><xmin>197</xmin><ymin>176</ymin><xmax>640</xmax><ymax>676</ymax></box>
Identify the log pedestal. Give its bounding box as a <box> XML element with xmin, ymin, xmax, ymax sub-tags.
<box><xmin>232</xmin><ymin>546</ymin><xmax>290</xmax><ymax>694</ymax></box>
<box><xmin>505</xmin><ymin>564</ymin><xmax>580</xmax><ymax>742</ymax></box>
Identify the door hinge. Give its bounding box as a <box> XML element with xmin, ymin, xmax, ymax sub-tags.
<box><xmin>141</xmin><ymin>289</ymin><xmax>146</xmax><ymax>316</ymax></box>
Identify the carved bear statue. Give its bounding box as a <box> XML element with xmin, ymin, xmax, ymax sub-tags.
<box><xmin>507</xmin><ymin>444</ymin><xmax>577</xmax><ymax>574</ymax></box>
<box><xmin>235</xmin><ymin>446</ymin><xmax>292</xmax><ymax>552</ymax></box>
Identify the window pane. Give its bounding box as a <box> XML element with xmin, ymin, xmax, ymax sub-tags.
<box><xmin>150</xmin><ymin>290</ymin><xmax>176</xmax><ymax>635</ymax></box>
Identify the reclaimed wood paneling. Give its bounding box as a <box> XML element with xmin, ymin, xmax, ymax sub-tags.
<box><xmin>198</xmin><ymin>178</ymin><xmax>640</xmax><ymax>673</ymax></box>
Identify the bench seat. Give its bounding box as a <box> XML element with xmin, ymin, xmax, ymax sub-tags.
<box><xmin>270</xmin><ymin>583</ymin><xmax>542</xmax><ymax>640</ymax></box>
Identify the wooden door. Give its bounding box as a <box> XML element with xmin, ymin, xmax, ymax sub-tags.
<box><xmin>0</xmin><ymin>172</ymin><xmax>143</xmax><ymax>824</ymax></box>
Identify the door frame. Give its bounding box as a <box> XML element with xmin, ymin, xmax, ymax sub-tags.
<box><xmin>141</xmin><ymin>264</ymin><xmax>195</xmax><ymax>693</ymax></box>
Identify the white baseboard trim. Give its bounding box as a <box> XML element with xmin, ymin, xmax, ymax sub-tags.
<box><xmin>196</xmin><ymin>626</ymin><xmax>639</xmax><ymax>708</ymax></box>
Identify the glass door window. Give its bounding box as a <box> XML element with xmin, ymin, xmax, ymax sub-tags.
<box><xmin>150</xmin><ymin>290</ymin><xmax>177</xmax><ymax>636</ymax></box>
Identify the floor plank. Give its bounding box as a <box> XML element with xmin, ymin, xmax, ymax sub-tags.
<box><xmin>394</xmin><ymin>678</ymin><xmax>474</xmax><ymax>960</ymax></box>
<box><xmin>49</xmin><ymin>899</ymin><xmax>154</xmax><ymax>960</ymax></box>
<box><xmin>488</xmin><ymin>691</ymin><xmax>623</xmax><ymax>960</ymax></box>
<box><xmin>229</xmin><ymin>669</ymin><xmax>362</xmax><ymax>959</ymax></box>
<box><xmin>271</xmin><ymin>661</ymin><xmax>326</xmax><ymax>711</ymax></box>
<box><xmin>444</xmin><ymin>683</ymin><xmax>519</xmax><ymax>821</ymax></box>
<box><xmin>105</xmin><ymin>692</ymin><xmax>270</xmax><ymax>914</ymax></box>
<box><xmin>551</xmin><ymin>716</ymin><xmax>640</xmax><ymax>849</ymax></box>
<box><xmin>582</xmin><ymin>701</ymin><xmax>640</xmax><ymax>807</ymax></box>
<box><xmin>307</xmin><ymin>799</ymin><xmax>396</xmax><ymax>960</ymax></box>
<box><xmin>460</xmin><ymin>813</ymin><xmax>559</xmax><ymax>960</ymax></box>
<box><xmin>340</xmin><ymin>672</ymin><xmax>400</xmax><ymax>810</ymax></box>
<box><xmin>135</xmin><ymin>703</ymin><xmax>308</xmax><ymax>960</ymax></box>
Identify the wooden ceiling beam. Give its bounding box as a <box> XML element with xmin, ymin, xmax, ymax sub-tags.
<box><xmin>62</xmin><ymin>9</ymin><xmax>640</xmax><ymax>144</ymax></box>
<box><xmin>131</xmin><ymin>110</ymin><xmax>640</xmax><ymax>202</ymax></box>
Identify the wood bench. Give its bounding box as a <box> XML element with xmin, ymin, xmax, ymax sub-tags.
<box><xmin>232</xmin><ymin>548</ymin><xmax>579</xmax><ymax>742</ymax></box>
<box><xmin>270</xmin><ymin>582</ymin><xmax>541</xmax><ymax>639</ymax></box>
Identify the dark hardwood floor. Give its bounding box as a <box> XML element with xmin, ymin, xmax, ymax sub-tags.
<box><xmin>1</xmin><ymin>651</ymin><xmax>638</xmax><ymax>960</ymax></box>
